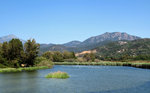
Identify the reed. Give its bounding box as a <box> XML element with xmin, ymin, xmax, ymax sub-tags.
<box><xmin>54</xmin><ymin>62</ymin><xmax>150</xmax><ymax>69</ymax></box>
<box><xmin>45</xmin><ymin>71</ymin><xmax>70</xmax><ymax>79</ymax></box>
<box><xmin>0</xmin><ymin>66</ymin><xmax>51</xmax><ymax>73</ymax></box>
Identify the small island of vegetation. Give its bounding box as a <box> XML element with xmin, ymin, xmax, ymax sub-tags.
<box><xmin>45</xmin><ymin>71</ymin><xmax>70</xmax><ymax>79</ymax></box>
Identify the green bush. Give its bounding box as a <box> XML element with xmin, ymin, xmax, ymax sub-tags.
<box><xmin>45</xmin><ymin>71</ymin><xmax>70</xmax><ymax>79</ymax></box>
<box><xmin>34</xmin><ymin>57</ymin><xmax>54</xmax><ymax>68</ymax></box>
<box><xmin>0</xmin><ymin>64</ymin><xmax>7</xmax><ymax>68</ymax></box>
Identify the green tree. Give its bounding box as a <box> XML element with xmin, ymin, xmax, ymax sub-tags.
<box><xmin>42</xmin><ymin>51</ymin><xmax>53</xmax><ymax>61</ymax></box>
<box><xmin>0</xmin><ymin>43</ymin><xmax>2</xmax><ymax>50</ymax></box>
<box><xmin>53</xmin><ymin>51</ymin><xmax>64</xmax><ymax>62</ymax></box>
<box><xmin>83</xmin><ymin>53</ymin><xmax>96</xmax><ymax>62</ymax></box>
<box><xmin>71</xmin><ymin>52</ymin><xmax>76</xmax><ymax>58</ymax></box>
<box><xmin>24</xmin><ymin>39</ymin><xmax>40</xmax><ymax>66</ymax></box>
<box><xmin>9</xmin><ymin>39</ymin><xmax>24</xmax><ymax>60</ymax></box>
<box><xmin>63</xmin><ymin>51</ymin><xmax>76</xmax><ymax>59</ymax></box>
<box><xmin>0</xmin><ymin>43</ymin><xmax>3</xmax><ymax>57</ymax></box>
<box><xmin>9</xmin><ymin>39</ymin><xmax>24</xmax><ymax>67</ymax></box>
<box><xmin>1</xmin><ymin>42</ymin><xmax>9</xmax><ymax>59</ymax></box>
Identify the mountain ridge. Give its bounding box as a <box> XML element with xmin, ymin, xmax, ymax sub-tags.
<box><xmin>0</xmin><ymin>32</ymin><xmax>142</xmax><ymax>53</ymax></box>
<box><xmin>0</xmin><ymin>34</ymin><xmax>25</xmax><ymax>43</ymax></box>
<box><xmin>80</xmin><ymin>32</ymin><xmax>140</xmax><ymax>46</ymax></box>
<box><xmin>63</xmin><ymin>40</ymin><xmax>81</xmax><ymax>47</ymax></box>
<box><xmin>39</xmin><ymin>32</ymin><xmax>141</xmax><ymax>53</ymax></box>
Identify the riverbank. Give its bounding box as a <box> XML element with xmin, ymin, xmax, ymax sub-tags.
<box><xmin>54</xmin><ymin>62</ymin><xmax>150</xmax><ymax>69</ymax></box>
<box><xmin>0</xmin><ymin>66</ymin><xmax>52</xmax><ymax>73</ymax></box>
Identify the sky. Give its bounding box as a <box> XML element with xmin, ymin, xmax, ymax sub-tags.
<box><xmin>0</xmin><ymin>0</ymin><xmax>150</xmax><ymax>44</ymax></box>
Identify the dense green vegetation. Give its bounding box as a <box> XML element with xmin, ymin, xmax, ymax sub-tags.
<box><xmin>45</xmin><ymin>71</ymin><xmax>70</xmax><ymax>79</ymax></box>
<box><xmin>54</xmin><ymin>62</ymin><xmax>150</xmax><ymax>69</ymax></box>
<box><xmin>42</xmin><ymin>51</ymin><xmax>76</xmax><ymax>62</ymax></box>
<box><xmin>82</xmin><ymin>53</ymin><xmax>96</xmax><ymax>62</ymax></box>
<box><xmin>95</xmin><ymin>39</ymin><xmax>150</xmax><ymax>61</ymax></box>
<box><xmin>42</xmin><ymin>50</ymin><xmax>98</xmax><ymax>62</ymax></box>
<box><xmin>0</xmin><ymin>39</ymin><xmax>53</xmax><ymax>69</ymax></box>
<box><xmin>41</xmin><ymin>39</ymin><xmax>150</xmax><ymax>63</ymax></box>
<box><xmin>0</xmin><ymin>66</ymin><xmax>50</xmax><ymax>73</ymax></box>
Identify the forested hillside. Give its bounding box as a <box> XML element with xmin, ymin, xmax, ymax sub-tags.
<box><xmin>95</xmin><ymin>39</ymin><xmax>150</xmax><ymax>61</ymax></box>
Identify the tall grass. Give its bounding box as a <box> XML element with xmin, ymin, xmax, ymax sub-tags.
<box><xmin>54</xmin><ymin>62</ymin><xmax>150</xmax><ymax>69</ymax></box>
<box><xmin>45</xmin><ymin>71</ymin><xmax>70</xmax><ymax>79</ymax></box>
<box><xmin>0</xmin><ymin>68</ymin><xmax>22</xmax><ymax>73</ymax></box>
<box><xmin>0</xmin><ymin>66</ymin><xmax>51</xmax><ymax>73</ymax></box>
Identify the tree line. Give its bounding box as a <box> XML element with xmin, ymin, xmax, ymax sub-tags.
<box><xmin>0</xmin><ymin>39</ymin><xmax>39</xmax><ymax>68</ymax></box>
<box><xmin>42</xmin><ymin>51</ymin><xmax>76</xmax><ymax>62</ymax></box>
<box><xmin>0</xmin><ymin>38</ymin><xmax>97</xmax><ymax>68</ymax></box>
<box><xmin>1</xmin><ymin>38</ymin><xmax>149</xmax><ymax>68</ymax></box>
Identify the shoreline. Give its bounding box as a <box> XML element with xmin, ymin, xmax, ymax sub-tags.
<box><xmin>0</xmin><ymin>66</ymin><xmax>52</xmax><ymax>73</ymax></box>
<box><xmin>1</xmin><ymin>61</ymin><xmax>150</xmax><ymax>73</ymax></box>
<box><xmin>54</xmin><ymin>62</ymin><xmax>150</xmax><ymax>69</ymax></box>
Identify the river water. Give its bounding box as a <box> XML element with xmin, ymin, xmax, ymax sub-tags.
<box><xmin>0</xmin><ymin>65</ymin><xmax>150</xmax><ymax>93</ymax></box>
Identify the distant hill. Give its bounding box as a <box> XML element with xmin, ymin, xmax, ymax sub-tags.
<box><xmin>40</xmin><ymin>44</ymin><xmax>77</xmax><ymax>53</ymax></box>
<box><xmin>63</xmin><ymin>41</ymin><xmax>81</xmax><ymax>47</ymax></box>
<box><xmin>94</xmin><ymin>39</ymin><xmax>150</xmax><ymax>60</ymax></box>
<box><xmin>40</xmin><ymin>32</ymin><xmax>141</xmax><ymax>53</ymax></box>
<box><xmin>0</xmin><ymin>34</ymin><xmax>25</xmax><ymax>43</ymax></box>
<box><xmin>80</xmin><ymin>32</ymin><xmax>140</xmax><ymax>47</ymax></box>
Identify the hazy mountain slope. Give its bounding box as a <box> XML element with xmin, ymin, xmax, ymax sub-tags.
<box><xmin>0</xmin><ymin>34</ymin><xmax>25</xmax><ymax>43</ymax></box>
<box><xmin>40</xmin><ymin>44</ymin><xmax>77</xmax><ymax>53</ymax></box>
<box><xmin>63</xmin><ymin>41</ymin><xmax>81</xmax><ymax>47</ymax></box>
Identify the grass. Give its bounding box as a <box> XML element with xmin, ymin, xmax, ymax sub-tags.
<box><xmin>54</xmin><ymin>62</ymin><xmax>150</xmax><ymax>69</ymax></box>
<box><xmin>45</xmin><ymin>71</ymin><xmax>70</xmax><ymax>79</ymax></box>
<box><xmin>0</xmin><ymin>66</ymin><xmax>51</xmax><ymax>73</ymax></box>
<box><xmin>0</xmin><ymin>68</ymin><xmax>22</xmax><ymax>73</ymax></box>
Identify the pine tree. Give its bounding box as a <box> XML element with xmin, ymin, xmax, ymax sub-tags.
<box><xmin>9</xmin><ymin>39</ymin><xmax>24</xmax><ymax>60</ymax></box>
<box><xmin>1</xmin><ymin>42</ymin><xmax>9</xmax><ymax>59</ymax></box>
<box><xmin>24</xmin><ymin>39</ymin><xmax>40</xmax><ymax>66</ymax></box>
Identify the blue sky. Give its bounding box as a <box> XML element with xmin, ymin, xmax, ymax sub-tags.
<box><xmin>0</xmin><ymin>0</ymin><xmax>150</xmax><ymax>44</ymax></box>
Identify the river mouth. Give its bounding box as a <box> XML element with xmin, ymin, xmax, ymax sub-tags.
<box><xmin>0</xmin><ymin>65</ymin><xmax>150</xmax><ymax>93</ymax></box>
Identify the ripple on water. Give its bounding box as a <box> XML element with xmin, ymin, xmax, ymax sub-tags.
<box><xmin>0</xmin><ymin>65</ymin><xmax>150</xmax><ymax>93</ymax></box>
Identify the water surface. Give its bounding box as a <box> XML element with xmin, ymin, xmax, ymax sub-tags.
<box><xmin>0</xmin><ymin>65</ymin><xmax>150</xmax><ymax>93</ymax></box>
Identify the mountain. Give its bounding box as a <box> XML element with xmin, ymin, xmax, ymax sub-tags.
<box><xmin>80</xmin><ymin>32</ymin><xmax>140</xmax><ymax>46</ymax></box>
<box><xmin>40</xmin><ymin>32</ymin><xmax>141</xmax><ymax>53</ymax></box>
<box><xmin>40</xmin><ymin>44</ymin><xmax>77</xmax><ymax>53</ymax></box>
<box><xmin>63</xmin><ymin>41</ymin><xmax>81</xmax><ymax>47</ymax></box>
<box><xmin>94</xmin><ymin>39</ymin><xmax>150</xmax><ymax>59</ymax></box>
<box><xmin>0</xmin><ymin>34</ymin><xmax>25</xmax><ymax>43</ymax></box>
<box><xmin>0</xmin><ymin>34</ymin><xmax>17</xmax><ymax>43</ymax></box>
<box><xmin>40</xmin><ymin>43</ymin><xmax>54</xmax><ymax>48</ymax></box>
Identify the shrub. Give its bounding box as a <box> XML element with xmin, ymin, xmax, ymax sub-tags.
<box><xmin>45</xmin><ymin>71</ymin><xmax>70</xmax><ymax>79</ymax></box>
<box><xmin>34</xmin><ymin>57</ymin><xmax>54</xmax><ymax>68</ymax></box>
<box><xmin>0</xmin><ymin>64</ymin><xmax>6</xmax><ymax>68</ymax></box>
<box><xmin>42</xmin><ymin>51</ymin><xmax>53</xmax><ymax>61</ymax></box>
